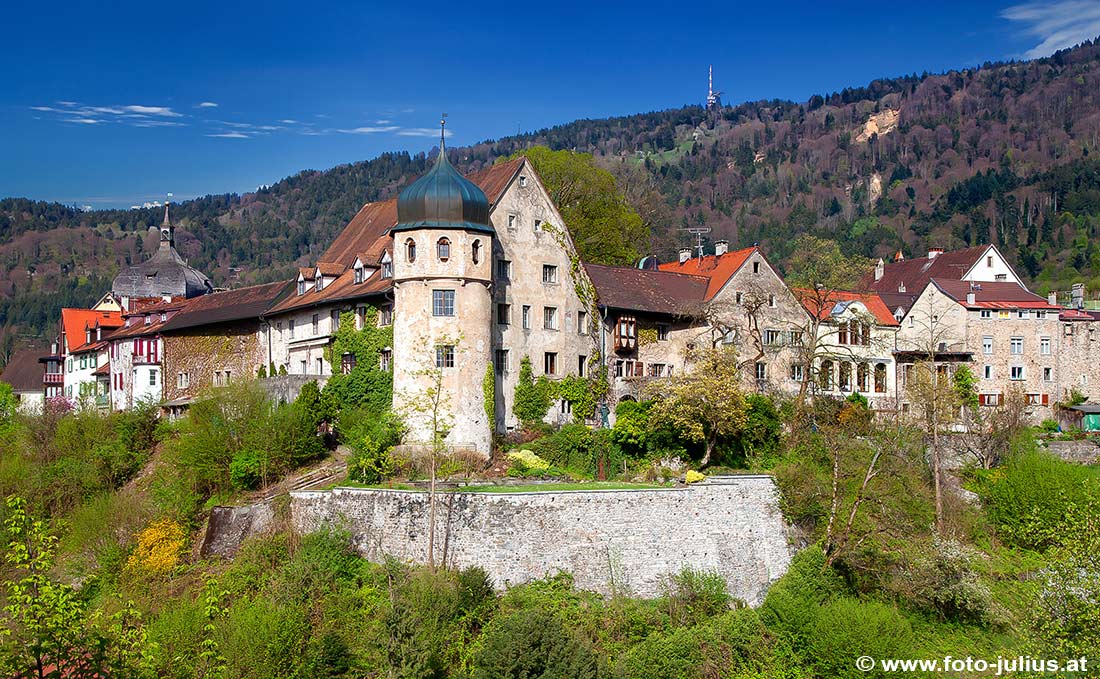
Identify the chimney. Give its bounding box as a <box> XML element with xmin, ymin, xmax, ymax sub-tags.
<box><xmin>679</xmin><ymin>248</ymin><xmax>692</xmax><ymax>264</ymax></box>
<box><xmin>874</xmin><ymin>258</ymin><xmax>885</xmax><ymax>281</ymax></box>
<box><xmin>928</xmin><ymin>248</ymin><xmax>944</xmax><ymax>260</ymax></box>
<box><xmin>1048</xmin><ymin>291</ymin><xmax>1058</xmax><ymax>306</ymax></box>
<box><xmin>966</xmin><ymin>292</ymin><xmax>976</xmax><ymax>305</ymax></box>
<box><xmin>894</xmin><ymin>250</ymin><xmax>904</xmax><ymax>262</ymax></box>
<box><xmin>715</xmin><ymin>240</ymin><xmax>729</xmax><ymax>256</ymax></box>
<box><xmin>1072</xmin><ymin>283</ymin><xmax>1085</xmax><ymax>309</ymax></box>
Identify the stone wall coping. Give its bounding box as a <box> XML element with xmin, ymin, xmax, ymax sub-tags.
<box><xmin>290</xmin><ymin>475</ymin><xmax>776</xmax><ymax>500</ymax></box>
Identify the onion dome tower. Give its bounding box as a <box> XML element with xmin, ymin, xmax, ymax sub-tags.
<box><xmin>391</xmin><ymin>117</ymin><xmax>495</xmax><ymax>457</ymax></box>
<box><xmin>111</xmin><ymin>202</ymin><xmax>213</xmax><ymax>306</ymax></box>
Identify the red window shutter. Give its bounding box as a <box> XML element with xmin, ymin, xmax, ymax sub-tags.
<box><xmin>1042</xmin><ymin>393</ymin><xmax>1049</xmax><ymax>406</ymax></box>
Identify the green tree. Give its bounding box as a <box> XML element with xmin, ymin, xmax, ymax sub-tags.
<box><xmin>513</xmin><ymin>356</ymin><xmax>551</xmax><ymax>427</ymax></box>
<box><xmin>471</xmin><ymin>609</ymin><xmax>598</xmax><ymax>679</ymax></box>
<box><xmin>507</xmin><ymin>146</ymin><xmax>649</xmax><ymax>265</ymax></box>
<box><xmin>644</xmin><ymin>348</ymin><xmax>748</xmax><ymax>466</ymax></box>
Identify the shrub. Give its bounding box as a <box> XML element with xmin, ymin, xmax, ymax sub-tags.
<box><xmin>513</xmin><ymin>356</ymin><xmax>551</xmax><ymax>425</ymax></box>
<box><xmin>978</xmin><ymin>448</ymin><xmax>1100</xmax><ymax>549</ymax></box>
<box><xmin>804</xmin><ymin>597</ymin><xmax>913</xmax><ymax>678</ymax></box>
<box><xmin>506</xmin><ymin>449</ymin><xmax>552</xmax><ymax>474</ymax></box>
<box><xmin>614</xmin><ymin>608</ymin><xmax>776</xmax><ymax>679</ymax></box>
<box><xmin>728</xmin><ymin>394</ymin><xmax>781</xmax><ymax>465</ymax></box>
<box><xmin>661</xmin><ymin>567</ymin><xmax>730</xmax><ymax>627</ymax></box>
<box><xmin>760</xmin><ymin>545</ymin><xmax>845</xmax><ymax>647</ymax></box>
<box><xmin>684</xmin><ymin>470</ymin><xmax>705</xmax><ymax>484</ymax></box>
<box><xmin>471</xmin><ymin>608</ymin><xmax>598</xmax><ymax>679</ymax></box>
<box><xmin>346</xmin><ymin>411</ymin><xmax>403</xmax><ymax>484</ymax></box>
<box><xmin>610</xmin><ymin>400</ymin><xmax>651</xmax><ymax>454</ymax></box>
<box><xmin>900</xmin><ymin>536</ymin><xmax>994</xmax><ymax>624</ymax></box>
<box><xmin>229</xmin><ymin>450</ymin><xmax>264</xmax><ymax>490</ymax></box>
<box><xmin>126</xmin><ymin>518</ymin><xmax>188</xmax><ymax>575</ymax></box>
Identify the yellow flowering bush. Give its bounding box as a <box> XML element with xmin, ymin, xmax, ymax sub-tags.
<box><xmin>685</xmin><ymin>470</ymin><xmax>706</xmax><ymax>484</ymax></box>
<box><xmin>127</xmin><ymin>518</ymin><xmax>187</xmax><ymax>574</ymax></box>
<box><xmin>506</xmin><ymin>449</ymin><xmax>551</xmax><ymax>472</ymax></box>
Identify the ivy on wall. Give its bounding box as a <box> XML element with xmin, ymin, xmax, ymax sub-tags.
<box><xmin>322</xmin><ymin>309</ymin><xmax>394</xmax><ymax>413</ymax></box>
<box><xmin>513</xmin><ymin>355</ymin><xmax>610</xmax><ymax>426</ymax></box>
<box><xmin>483</xmin><ymin>362</ymin><xmax>495</xmax><ymax>421</ymax></box>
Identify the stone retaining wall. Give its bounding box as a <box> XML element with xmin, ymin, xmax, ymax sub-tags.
<box><xmin>290</xmin><ymin>476</ymin><xmax>792</xmax><ymax>606</ymax></box>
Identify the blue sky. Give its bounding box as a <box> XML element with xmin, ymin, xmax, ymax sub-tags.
<box><xmin>2</xmin><ymin>0</ymin><xmax>1097</xmax><ymax>209</ymax></box>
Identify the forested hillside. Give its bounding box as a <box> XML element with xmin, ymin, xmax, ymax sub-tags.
<box><xmin>6</xmin><ymin>38</ymin><xmax>1100</xmax><ymax>354</ymax></box>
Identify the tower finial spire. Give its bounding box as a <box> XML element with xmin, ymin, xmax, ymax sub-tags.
<box><xmin>440</xmin><ymin>113</ymin><xmax>448</xmax><ymax>154</ymax></box>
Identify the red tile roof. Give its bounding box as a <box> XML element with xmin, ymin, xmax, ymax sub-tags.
<box><xmin>861</xmin><ymin>245</ymin><xmax>990</xmax><ymax>294</ymax></box>
<box><xmin>584</xmin><ymin>263</ymin><xmax>709</xmax><ymax>314</ymax></box>
<box><xmin>266</xmin><ymin>267</ymin><xmax>391</xmax><ymax>315</ymax></box>
<box><xmin>656</xmin><ymin>247</ymin><xmax>757</xmax><ymax>300</ymax></box>
<box><xmin>316</xmin><ymin>261</ymin><xmax>345</xmax><ymax>277</ymax></box>
<box><xmin>61</xmin><ymin>308</ymin><xmax>123</xmax><ymax>353</ymax></box>
<box><xmin>794</xmin><ymin>288</ymin><xmax>899</xmax><ymax>326</ymax></box>
<box><xmin>930</xmin><ymin>279</ymin><xmax>1059</xmax><ymax>309</ymax></box>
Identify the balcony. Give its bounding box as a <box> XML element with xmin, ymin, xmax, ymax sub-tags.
<box><xmin>43</xmin><ymin>373</ymin><xmax>63</xmax><ymax>384</ymax></box>
<box><xmin>133</xmin><ymin>355</ymin><xmax>160</xmax><ymax>366</ymax></box>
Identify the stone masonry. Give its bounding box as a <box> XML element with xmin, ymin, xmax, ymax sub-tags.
<box><xmin>289</xmin><ymin>476</ymin><xmax>793</xmax><ymax>606</ymax></box>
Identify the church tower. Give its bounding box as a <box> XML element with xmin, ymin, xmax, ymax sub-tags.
<box><xmin>391</xmin><ymin>120</ymin><xmax>494</xmax><ymax>456</ymax></box>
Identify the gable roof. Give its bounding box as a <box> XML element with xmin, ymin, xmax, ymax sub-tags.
<box><xmin>160</xmin><ymin>281</ymin><xmax>292</xmax><ymax>332</ymax></box>
<box><xmin>930</xmin><ymin>279</ymin><xmax>1058</xmax><ymax>309</ymax></box>
<box><xmin>656</xmin><ymin>246</ymin><xmax>757</xmax><ymax>300</ymax></box>
<box><xmin>862</xmin><ymin>245</ymin><xmax>990</xmax><ymax>294</ymax></box>
<box><xmin>61</xmin><ymin>308</ymin><xmax>123</xmax><ymax>353</ymax></box>
<box><xmin>266</xmin><ymin>266</ymin><xmax>392</xmax><ymax>316</ymax></box>
<box><xmin>1</xmin><ymin>349</ymin><xmax>45</xmax><ymax>392</ymax></box>
<box><xmin>585</xmin><ymin>263</ymin><xmax>709</xmax><ymax>315</ymax></box>
<box><xmin>320</xmin><ymin>157</ymin><xmax>526</xmax><ymax>270</ymax></box>
<box><xmin>794</xmin><ymin>289</ymin><xmax>899</xmax><ymax>326</ymax></box>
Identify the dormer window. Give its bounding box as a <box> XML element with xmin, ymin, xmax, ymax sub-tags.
<box><xmin>406</xmin><ymin>238</ymin><xmax>417</xmax><ymax>263</ymax></box>
<box><xmin>315</xmin><ymin>277</ymin><xmax>323</xmax><ymax>293</ymax></box>
<box><xmin>381</xmin><ymin>253</ymin><xmax>393</xmax><ymax>279</ymax></box>
<box><xmin>298</xmin><ymin>280</ymin><xmax>306</xmax><ymax>296</ymax></box>
<box><xmin>437</xmin><ymin>237</ymin><xmax>451</xmax><ymax>262</ymax></box>
<box><xmin>144</xmin><ymin>315</ymin><xmax>151</xmax><ymax>325</ymax></box>
<box><xmin>472</xmin><ymin>239</ymin><xmax>481</xmax><ymax>265</ymax></box>
<box><xmin>898</xmin><ymin>283</ymin><xmax>906</xmax><ymax>293</ymax></box>
<box><xmin>354</xmin><ymin>265</ymin><xmax>364</xmax><ymax>284</ymax></box>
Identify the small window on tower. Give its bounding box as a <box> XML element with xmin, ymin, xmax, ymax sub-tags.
<box><xmin>472</xmin><ymin>239</ymin><xmax>481</xmax><ymax>265</ymax></box>
<box><xmin>437</xmin><ymin>237</ymin><xmax>450</xmax><ymax>262</ymax></box>
<box><xmin>406</xmin><ymin>238</ymin><xmax>417</xmax><ymax>263</ymax></box>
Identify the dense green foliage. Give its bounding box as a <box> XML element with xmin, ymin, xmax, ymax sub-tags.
<box><xmin>322</xmin><ymin>310</ymin><xmax>394</xmax><ymax>415</ymax></box>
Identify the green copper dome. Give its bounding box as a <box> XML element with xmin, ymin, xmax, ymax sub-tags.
<box><xmin>393</xmin><ymin>139</ymin><xmax>493</xmax><ymax>235</ymax></box>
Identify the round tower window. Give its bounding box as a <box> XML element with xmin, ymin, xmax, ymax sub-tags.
<box><xmin>405</xmin><ymin>238</ymin><xmax>417</xmax><ymax>263</ymax></box>
<box><xmin>437</xmin><ymin>237</ymin><xmax>450</xmax><ymax>262</ymax></box>
<box><xmin>472</xmin><ymin>239</ymin><xmax>481</xmax><ymax>264</ymax></box>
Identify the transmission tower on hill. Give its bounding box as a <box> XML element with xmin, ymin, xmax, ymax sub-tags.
<box><xmin>707</xmin><ymin>65</ymin><xmax>722</xmax><ymax>110</ymax></box>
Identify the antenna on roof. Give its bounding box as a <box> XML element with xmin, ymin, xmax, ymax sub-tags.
<box><xmin>678</xmin><ymin>225</ymin><xmax>712</xmax><ymax>257</ymax></box>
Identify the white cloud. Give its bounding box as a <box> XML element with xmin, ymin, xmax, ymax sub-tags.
<box><xmin>197</xmin><ymin>101</ymin><xmax>219</xmax><ymax>108</ymax></box>
<box><xmin>339</xmin><ymin>126</ymin><xmax>401</xmax><ymax>134</ymax></box>
<box><xmin>375</xmin><ymin>119</ymin><xmax>392</xmax><ymax>124</ymax></box>
<box><xmin>279</xmin><ymin>119</ymin><xmax>299</xmax><ymax>124</ymax></box>
<box><xmin>66</xmin><ymin>118</ymin><xmax>102</xmax><ymax>125</ymax></box>
<box><xmin>207</xmin><ymin>132</ymin><xmax>250</xmax><ymax>138</ymax></box>
<box><xmin>122</xmin><ymin>105</ymin><xmax>182</xmax><ymax>117</ymax></box>
<box><xmin>397</xmin><ymin>128</ymin><xmax>452</xmax><ymax>137</ymax></box>
<box><xmin>1002</xmin><ymin>0</ymin><xmax>1100</xmax><ymax>58</ymax></box>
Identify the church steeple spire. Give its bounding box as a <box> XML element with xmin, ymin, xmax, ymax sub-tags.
<box><xmin>160</xmin><ymin>196</ymin><xmax>174</xmax><ymax>250</ymax></box>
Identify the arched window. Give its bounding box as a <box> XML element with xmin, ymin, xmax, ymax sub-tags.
<box><xmin>405</xmin><ymin>238</ymin><xmax>416</xmax><ymax>263</ymax></box>
<box><xmin>819</xmin><ymin>360</ymin><xmax>833</xmax><ymax>390</ymax></box>
<box><xmin>874</xmin><ymin>362</ymin><xmax>887</xmax><ymax>393</ymax></box>
<box><xmin>857</xmin><ymin>362</ymin><xmax>869</xmax><ymax>392</ymax></box>
<box><xmin>471</xmin><ymin>239</ymin><xmax>481</xmax><ymax>265</ymax></box>
<box><xmin>839</xmin><ymin>362</ymin><xmax>852</xmax><ymax>391</ymax></box>
<box><xmin>437</xmin><ymin>237</ymin><xmax>450</xmax><ymax>261</ymax></box>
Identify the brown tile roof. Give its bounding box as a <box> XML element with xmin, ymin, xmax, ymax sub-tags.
<box><xmin>316</xmin><ymin>261</ymin><xmax>345</xmax><ymax>277</ymax></box>
<box><xmin>794</xmin><ymin>288</ymin><xmax>900</xmax><ymax>326</ymax></box>
<box><xmin>931</xmin><ymin>279</ymin><xmax>1059</xmax><ymax>309</ymax></box>
<box><xmin>584</xmin><ymin>263</ymin><xmax>708</xmax><ymax>315</ymax></box>
<box><xmin>320</xmin><ymin>157</ymin><xmax>525</xmax><ymax>269</ymax></box>
<box><xmin>298</xmin><ymin>267</ymin><xmax>315</xmax><ymax>280</ymax></box>
<box><xmin>862</xmin><ymin>245</ymin><xmax>990</xmax><ymax>294</ymax></box>
<box><xmin>1</xmin><ymin>349</ymin><xmax>46</xmax><ymax>392</ymax></box>
<box><xmin>266</xmin><ymin>267</ymin><xmax>391</xmax><ymax>315</ymax></box>
<box><xmin>656</xmin><ymin>246</ymin><xmax>757</xmax><ymax>300</ymax></box>
<box><xmin>160</xmin><ymin>281</ymin><xmax>292</xmax><ymax>332</ymax></box>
